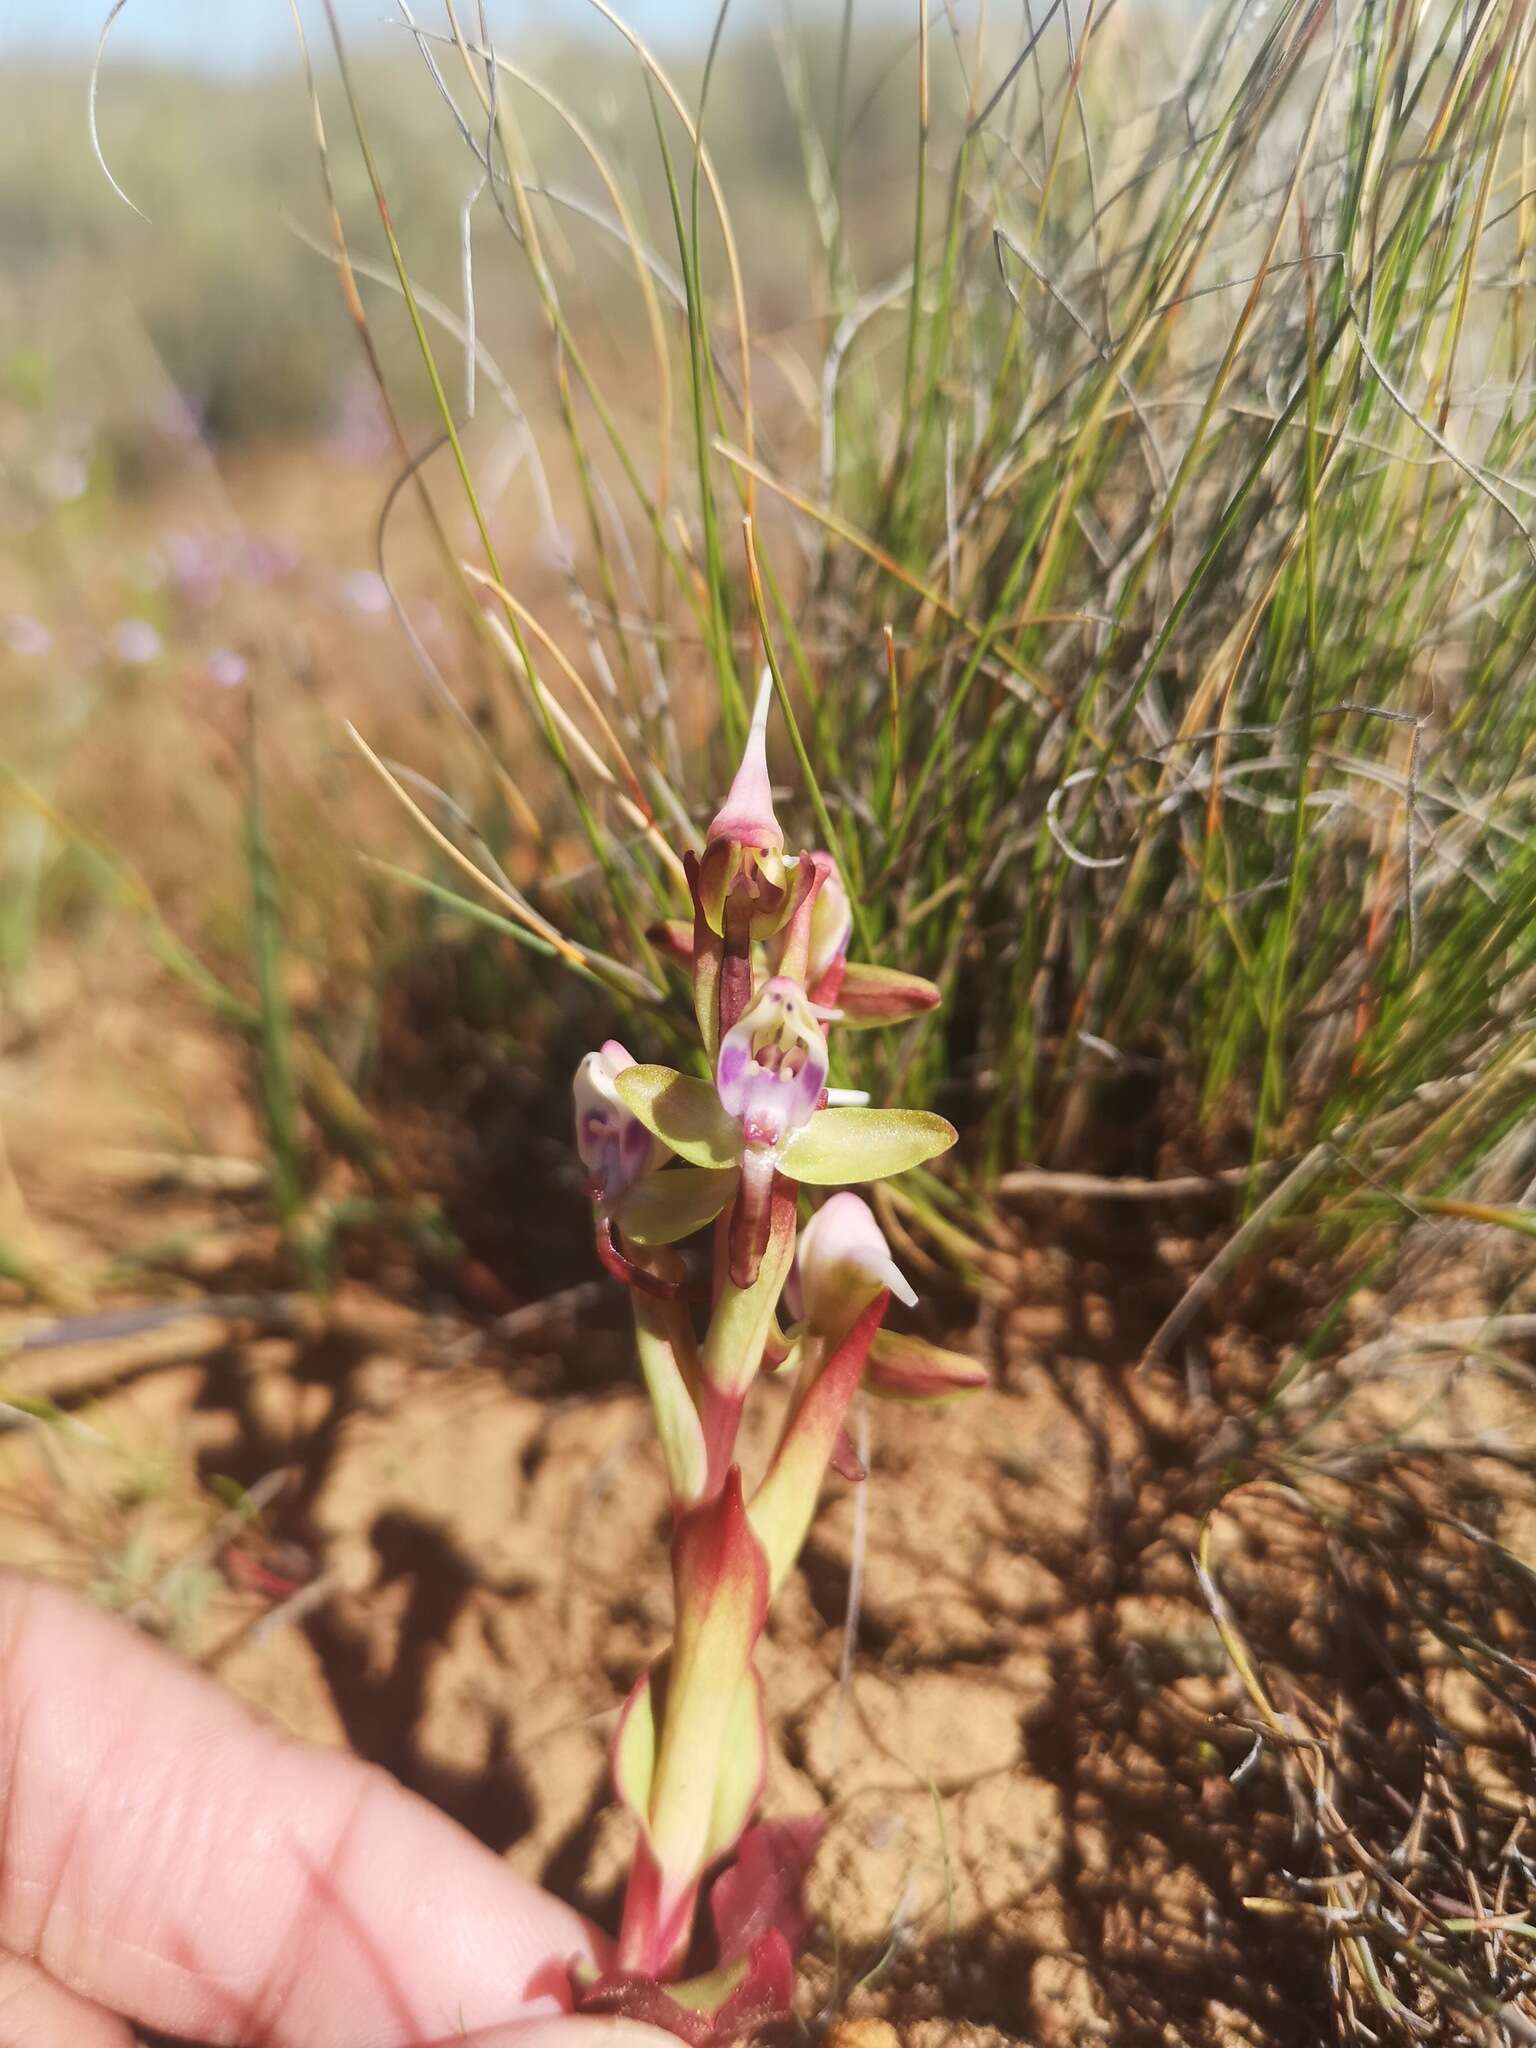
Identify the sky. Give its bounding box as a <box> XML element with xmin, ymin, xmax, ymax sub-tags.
<box><xmin>0</xmin><ymin>0</ymin><xmax>752</xmax><ymax>70</ymax></box>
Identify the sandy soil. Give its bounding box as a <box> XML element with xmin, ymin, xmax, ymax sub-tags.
<box><xmin>3</xmin><ymin>955</ymin><xmax>1533</xmax><ymax>2048</ymax></box>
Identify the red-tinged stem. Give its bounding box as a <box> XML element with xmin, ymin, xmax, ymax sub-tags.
<box><xmin>615</xmin><ymin>1839</ymin><xmax>699</xmax><ymax>1980</ymax></box>
<box><xmin>699</xmin><ymin>1381</ymin><xmax>747</xmax><ymax>1499</ymax></box>
<box><xmin>719</xmin><ymin>890</ymin><xmax>755</xmax><ymax>1040</ymax></box>
<box><xmin>750</xmin><ymin>1292</ymin><xmax>889</xmax><ymax>1593</ymax></box>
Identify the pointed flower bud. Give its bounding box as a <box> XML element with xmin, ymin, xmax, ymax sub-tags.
<box><xmin>574</xmin><ymin>1040</ymin><xmax>667</xmax><ymax>1204</ymax></box>
<box><xmin>715</xmin><ymin>978</ymin><xmax>829</xmax><ymax>1154</ymax></box>
<box><xmin>834</xmin><ymin>959</ymin><xmax>942</xmax><ymax>1027</ymax></box>
<box><xmin>797</xmin><ymin>1192</ymin><xmax>916</xmax><ymax>1341</ymax></box>
<box><xmin>708</xmin><ymin>670</ymin><xmax>782</xmax><ymax>854</ymax></box>
<box><xmin>695</xmin><ymin>675</ymin><xmax>815</xmax><ymax>955</ymax></box>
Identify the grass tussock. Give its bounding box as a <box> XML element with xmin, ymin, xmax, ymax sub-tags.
<box><xmin>266</xmin><ymin>0</ymin><xmax>1536</xmax><ymax>1247</ymax></box>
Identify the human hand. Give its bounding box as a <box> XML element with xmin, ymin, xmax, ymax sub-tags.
<box><xmin>0</xmin><ymin>1571</ymin><xmax>667</xmax><ymax>2048</ymax></box>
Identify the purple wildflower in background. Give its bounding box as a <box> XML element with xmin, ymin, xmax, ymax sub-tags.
<box><xmin>342</xmin><ymin>569</ymin><xmax>391</xmax><ymax>618</ymax></box>
<box><xmin>205</xmin><ymin>648</ymin><xmax>248</xmax><ymax>690</ymax></box>
<box><xmin>110</xmin><ymin>620</ymin><xmax>164</xmax><ymax>664</ymax></box>
<box><xmin>239</xmin><ymin>535</ymin><xmax>300</xmax><ymax>586</ymax></box>
<box><xmin>159</xmin><ymin>531</ymin><xmax>223</xmax><ymax>609</ymax></box>
<box><xmin>3</xmin><ymin>615</ymin><xmax>52</xmax><ymax>657</ymax></box>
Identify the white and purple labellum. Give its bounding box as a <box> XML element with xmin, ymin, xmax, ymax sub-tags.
<box><xmin>714</xmin><ymin>978</ymin><xmax>830</xmax><ymax>1156</ymax></box>
<box><xmin>574</xmin><ymin>1040</ymin><xmax>666</xmax><ymax>1203</ymax></box>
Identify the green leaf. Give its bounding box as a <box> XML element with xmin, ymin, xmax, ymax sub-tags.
<box><xmin>613</xmin><ymin>1667</ymin><xmax>657</xmax><ymax>1834</ymax></box>
<box><xmin>703</xmin><ymin>1666</ymin><xmax>767</xmax><ymax>1864</ymax></box>
<box><xmin>619</xmin><ymin>1165</ymin><xmax>738</xmax><ymax>1246</ymax></box>
<box><xmin>780</xmin><ymin>1107</ymin><xmax>957</xmax><ymax>1185</ymax></box>
<box><xmin>632</xmin><ymin>1291</ymin><xmax>709</xmax><ymax>1505</ymax></box>
<box><xmin>610</xmin><ymin>1660</ymin><xmax>761</xmax><ymax>1867</ymax></box>
<box><xmin>614</xmin><ymin>1066</ymin><xmax>741</xmax><ymax>1169</ymax></box>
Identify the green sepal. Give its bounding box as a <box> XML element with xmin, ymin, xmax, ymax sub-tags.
<box><xmin>619</xmin><ymin>1165</ymin><xmax>739</xmax><ymax>1246</ymax></box>
<box><xmin>615</xmin><ymin>1066</ymin><xmax>742</xmax><ymax>1170</ymax></box>
<box><xmin>779</xmin><ymin>1106</ymin><xmax>957</xmax><ymax>1184</ymax></box>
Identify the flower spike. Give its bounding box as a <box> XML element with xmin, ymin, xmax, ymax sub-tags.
<box><xmin>573</xmin><ymin>665</ymin><xmax>965</xmax><ymax>2041</ymax></box>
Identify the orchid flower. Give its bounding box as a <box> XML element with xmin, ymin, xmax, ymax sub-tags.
<box><xmin>796</xmin><ymin>1189</ymin><xmax>917</xmax><ymax>1336</ymax></box>
<box><xmin>566</xmin><ymin>676</ymin><xmax>981</xmax><ymax>2044</ymax></box>
<box><xmin>574</xmin><ymin>1039</ymin><xmax>668</xmax><ymax>1207</ymax></box>
<box><xmin>612</xmin><ymin>977</ymin><xmax>953</xmax><ymax>1289</ymax></box>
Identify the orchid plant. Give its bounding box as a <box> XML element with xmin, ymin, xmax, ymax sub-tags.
<box><xmin>569</xmin><ymin>681</ymin><xmax>988</xmax><ymax>2041</ymax></box>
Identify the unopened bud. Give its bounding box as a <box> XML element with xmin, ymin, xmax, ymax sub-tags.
<box><xmin>797</xmin><ymin>1192</ymin><xmax>915</xmax><ymax>1341</ymax></box>
<box><xmin>707</xmin><ymin>670</ymin><xmax>782</xmax><ymax>854</ymax></box>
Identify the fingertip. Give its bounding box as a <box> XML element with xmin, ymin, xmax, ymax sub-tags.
<box><xmin>0</xmin><ymin>1570</ymin><xmax>609</xmax><ymax>2044</ymax></box>
<box><xmin>459</xmin><ymin>2022</ymin><xmax>681</xmax><ymax>2048</ymax></box>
